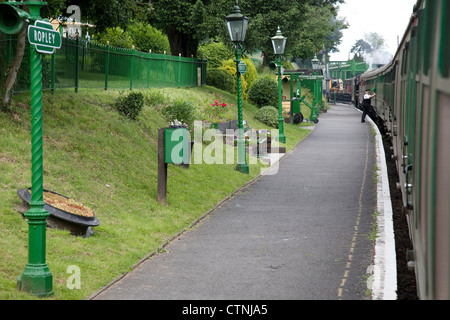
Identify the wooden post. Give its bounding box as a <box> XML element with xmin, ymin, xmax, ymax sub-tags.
<box><xmin>158</xmin><ymin>128</ymin><xmax>167</xmax><ymax>204</ymax></box>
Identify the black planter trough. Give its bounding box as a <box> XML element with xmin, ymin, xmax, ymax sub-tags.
<box><xmin>17</xmin><ymin>188</ymin><xmax>100</xmax><ymax>237</ymax></box>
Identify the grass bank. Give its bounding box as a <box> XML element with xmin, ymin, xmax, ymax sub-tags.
<box><xmin>0</xmin><ymin>85</ymin><xmax>314</xmax><ymax>299</ymax></box>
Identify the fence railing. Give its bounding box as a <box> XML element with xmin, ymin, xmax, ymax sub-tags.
<box><xmin>0</xmin><ymin>34</ymin><xmax>207</xmax><ymax>94</ymax></box>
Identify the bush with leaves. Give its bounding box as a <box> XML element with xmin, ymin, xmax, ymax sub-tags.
<box><xmin>143</xmin><ymin>89</ymin><xmax>166</xmax><ymax>107</ymax></box>
<box><xmin>197</xmin><ymin>42</ymin><xmax>234</xmax><ymax>69</ymax></box>
<box><xmin>206</xmin><ymin>68</ymin><xmax>235</xmax><ymax>94</ymax></box>
<box><xmin>95</xmin><ymin>27</ymin><xmax>133</xmax><ymax>49</ymax></box>
<box><xmin>254</xmin><ymin>106</ymin><xmax>279</xmax><ymax>128</ymax></box>
<box><xmin>220</xmin><ymin>65</ymin><xmax>248</xmax><ymax>99</ymax></box>
<box><xmin>127</xmin><ymin>22</ymin><xmax>170</xmax><ymax>54</ymax></box>
<box><xmin>161</xmin><ymin>99</ymin><xmax>197</xmax><ymax>128</ymax></box>
<box><xmin>248</xmin><ymin>76</ymin><xmax>278</xmax><ymax>108</ymax></box>
<box><xmin>222</xmin><ymin>58</ymin><xmax>257</xmax><ymax>89</ymax></box>
<box><xmin>115</xmin><ymin>91</ymin><xmax>145</xmax><ymax>120</ymax></box>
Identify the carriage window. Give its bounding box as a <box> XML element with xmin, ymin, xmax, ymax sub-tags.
<box><xmin>401</xmin><ymin>44</ymin><xmax>409</xmax><ymax>76</ymax></box>
<box><xmin>416</xmin><ymin>10</ymin><xmax>424</xmax><ymax>73</ymax></box>
<box><xmin>440</xmin><ymin>1</ymin><xmax>449</xmax><ymax>77</ymax></box>
<box><xmin>423</xmin><ymin>0</ymin><xmax>437</xmax><ymax>76</ymax></box>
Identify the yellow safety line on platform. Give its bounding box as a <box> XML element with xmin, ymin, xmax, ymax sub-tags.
<box><xmin>338</xmin><ymin>125</ymin><xmax>370</xmax><ymax>299</ymax></box>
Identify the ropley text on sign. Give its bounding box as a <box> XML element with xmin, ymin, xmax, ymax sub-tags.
<box><xmin>27</xmin><ymin>20</ymin><xmax>62</xmax><ymax>54</ymax></box>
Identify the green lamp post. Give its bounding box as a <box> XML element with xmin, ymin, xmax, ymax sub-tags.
<box><xmin>271</xmin><ymin>27</ymin><xmax>287</xmax><ymax>144</ymax></box>
<box><xmin>0</xmin><ymin>0</ymin><xmax>60</xmax><ymax>297</ymax></box>
<box><xmin>225</xmin><ymin>0</ymin><xmax>249</xmax><ymax>174</ymax></box>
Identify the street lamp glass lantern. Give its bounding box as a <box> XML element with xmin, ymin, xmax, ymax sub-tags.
<box><xmin>312</xmin><ymin>54</ymin><xmax>320</xmax><ymax>70</ymax></box>
<box><xmin>271</xmin><ymin>27</ymin><xmax>287</xmax><ymax>55</ymax></box>
<box><xmin>225</xmin><ymin>1</ymin><xmax>249</xmax><ymax>43</ymax></box>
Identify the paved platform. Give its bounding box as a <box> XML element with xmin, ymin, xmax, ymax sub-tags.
<box><xmin>91</xmin><ymin>103</ymin><xmax>396</xmax><ymax>301</ymax></box>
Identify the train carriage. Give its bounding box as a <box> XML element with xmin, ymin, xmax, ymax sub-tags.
<box><xmin>358</xmin><ymin>0</ymin><xmax>450</xmax><ymax>300</ymax></box>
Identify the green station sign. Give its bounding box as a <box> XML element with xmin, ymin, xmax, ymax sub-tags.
<box><xmin>27</xmin><ymin>20</ymin><xmax>61</xmax><ymax>54</ymax></box>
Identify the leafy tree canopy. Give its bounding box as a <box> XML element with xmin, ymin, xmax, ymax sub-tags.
<box><xmin>350</xmin><ymin>32</ymin><xmax>387</xmax><ymax>60</ymax></box>
<box><xmin>148</xmin><ymin>0</ymin><xmax>346</xmax><ymax>61</ymax></box>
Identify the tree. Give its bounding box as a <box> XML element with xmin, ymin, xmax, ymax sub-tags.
<box><xmin>127</xmin><ymin>22</ymin><xmax>171</xmax><ymax>53</ymax></box>
<box><xmin>64</xmin><ymin>0</ymin><xmax>144</xmax><ymax>32</ymax></box>
<box><xmin>148</xmin><ymin>0</ymin><xmax>345</xmax><ymax>60</ymax></box>
<box><xmin>1</xmin><ymin>0</ymin><xmax>69</xmax><ymax>110</ymax></box>
<box><xmin>365</xmin><ymin>32</ymin><xmax>387</xmax><ymax>51</ymax></box>
<box><xmin>197</xmin><ymin>41</ymin><xmax>234</xmax><ymax>68</ymax></box>
<box><xmin>288</xmin><ymin>3</ymin><xmax>347</xmax><ymax>62</ymax></box>
<box><xmin>148</xmin><ymin>0</ymin><xmax>206</xmax><ymax>57</ymax></box>
<box><xmin>350</xmin><ymin>39</ymin><xmax>372</xmax><ymax>59</ymax></box>
<box><xmin>95</xmin><ymin>27</ymin><xmax>134</xmax><ymax>48</ymax></box>
<box><xmin>0</xmin><ymin>0</ymin><xmax>145</xmax><ymax>110</ymax></box>
<box><xmin>324</xmin><ymin>16</ymin><xmax>348</xmax><ymax>54</ymax></box>
<box><xmin>350</xmin><ymin>32</ymin><xmax>389</xmax><ymax>63</ymax></box>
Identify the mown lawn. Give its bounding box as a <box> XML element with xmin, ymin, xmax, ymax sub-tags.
<box><xmin>0</xmin><ymin>85</ymin><xmax>315</xmax><ymax>299</ymax></box>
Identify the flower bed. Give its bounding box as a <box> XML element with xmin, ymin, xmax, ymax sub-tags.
<box><xmin>42</xmin><ymin>190</ymin><xmax>94</xmax><ymax>218</ymax></box>
<box><xmin>17</xmin><ymin>188</ymin><xmax>100</xmax><ymax>237</ymax></box>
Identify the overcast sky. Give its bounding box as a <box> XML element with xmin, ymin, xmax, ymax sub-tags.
<box><xmin>329</xmin><ymin>0</ymin><xmax>418</xmax><ymax>61</ymax></box>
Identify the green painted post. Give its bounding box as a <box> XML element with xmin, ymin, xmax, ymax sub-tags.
<box><xmin>75</xmin><ymin>33</ymin><xmax>79</xmax><ymax>93</ymax></box>
<box><xmin>147</xmin><ymin>49</ymin><xmax>152</xmax><ymax>88</ymax></box>
<box><xmin>290</xmin><ymin>78</ymin><xmax>294</xmax><ymax>126</ymax></box>
<box><xmin>17</xmin><ymin>0</ymin><xmax>53</xmax><ymax>297</ymax></box>
<box><xmin>81</xmin><ymin>39</ymin><xmax>85</xmax><ymax>71</ymax></box>
<box><xmin>51</xmin><ymin>48</ymin><xmax>55</xmax><ymax>94</ymax></box>
<box><xmin>105</xmin><ymin>41</ymin><xmax>110</xmax><ymax>90</ymax></box>
<box><xmin>277</xmin><ymin>58</ymin><xmax>286</xmax><ymax>144</ymax></box>
<box><xmin>163</xmin><ymin>51</ymin><xmax>167</xmax><ymax>87</ymax></box>
<box><xmin>178</xmin><ymin>53</ymin><xmax>182</xmax><ymax>87</ymax></box>
<box><xmin>295</xmin><ymin>84</ymin><xmax>301</xmax><ymax>125</ymax></box>
<box><xmin>130</xmin><ymin>46</ymin><xmax>135</xmax><ymax>90</ymax></box>
<box><xmin>234</xmin><ymin>47</ymin><xmax>249</xmax><ymax>174</ymax></box>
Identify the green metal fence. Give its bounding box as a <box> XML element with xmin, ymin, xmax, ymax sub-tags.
<box><xmin>0</xmin><ymin>34</ymin><xmax>207</xmax><ymax>94</ymax></box>
<box><xmin>328</xmin><ymin>60</ymin><xmax>368</xmax><ymax>80</ymax></box>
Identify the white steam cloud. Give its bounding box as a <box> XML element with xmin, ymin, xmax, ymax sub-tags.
<box><xmin>364</xmin><ymin>50</ymin><xmax>393</xmax><ymax>69</ymax></box>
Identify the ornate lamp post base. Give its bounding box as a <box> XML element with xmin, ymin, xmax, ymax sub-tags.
<box><xmin>18</xmin><ymin>265</ymin><xmax>53</xmax><ymax>297</ymax></box>
<box><xmin>17</xmin><ymin>204</ymin><xmax>53</xmax><ymax>297</ymax></box>
<box><xmin>235</xmin><ymin>163</ymin><xmax>250</xmax><ymax>174</ymax></box>
<box><xmin>278</xmin><ymin>127</ymin><xmax>286</xmax><ymax>144</ymax></box>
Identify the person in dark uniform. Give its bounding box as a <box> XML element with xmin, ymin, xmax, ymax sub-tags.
<box><xmin>361</xmin><ymin>88</ymin><xmax>376</xmax><ymax>123</ymax></box>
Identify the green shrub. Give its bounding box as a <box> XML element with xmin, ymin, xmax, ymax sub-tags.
<box><xmin>206</xmin><ymin>68</ymin><xmax>235</xmax><ymax>94</ymax></box>
<box><xmin>255</xmin><ymin>106</ymin><xmax>279</xmax><ymax>128</ymax></box>
<box><xmin>197</xmin><ymin>42</ymin><xmax>234</xmax><ymax>69</ymax></box>
<box><xmin>242</xmin><ymin>58</ymin><xmax>258</xmax><ymax>88</ymax></box>
<box><xmin>127</xmin><ymin>22</ymin><xmax>170</xmax><ymax>54</ymax></box>
<box><xmin>281</xmin><ymin>59</ymin><xmax>294</xmax><ymax>70</ymax></box>
<box><xmin>115</xmin><ymin>91</ymin><xmax>145</xmax><ymax>120</ymax></box>
<box><xmin>248</xmin><ymin>76</ymin><xmax>278</xmax><ymax>108</ymax></box>
<box><xmin>95</xmin><ymin>27</ymin><xmax>134</xmax><ymax>49</ymax></box>
<box><xmin>161</xmin><ymin>99</ymin><xmax>197</xmax><ymax>128</ymax></box>
<box><xmin>222</xmin><ymin>58</ymin><xmax>257</xmax><ymax>98</ymax></box>
<box><xmin>143</xmin><ymin>89</ymin><xmax>166</xmax><ymax>107</ymax></box>
<box><xmin>220</xmin><ymin>64</ymin><xmax>248</xmax><ymax>99</ymax></box>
